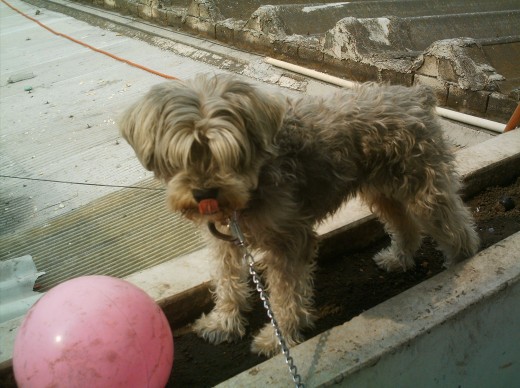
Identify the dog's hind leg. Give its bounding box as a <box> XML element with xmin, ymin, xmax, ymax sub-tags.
<box><xmin>193</xmin><ymin>240</ymin><xmax>252</xmax><ymax>344</ymax></box>
<box><xmin>251</xmin><ymin>230</ymin><xmax>317</xmax><ymax>357</ymax></box>
<box><xmin>418</xmin><ymin>189</ymin><xmax>479</xmax><ymax>267</ymax></box>
<box><xmin>369</xmin><ymin>195</ymin><xmax>423</xmax><ymax>272</ymax></box>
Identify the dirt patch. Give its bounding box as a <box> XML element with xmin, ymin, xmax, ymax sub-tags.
<box><xmin>1</xmin><ymin>179</ymin><xmax>518</xmax><ymax>387</ymax></box>
<box><xmin>167</xmin><ymin>177</ymin><xmax>520</xmax><ymax>387</ymax></box>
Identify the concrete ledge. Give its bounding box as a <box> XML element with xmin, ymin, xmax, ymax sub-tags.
<box><xmin>457</xmin><ymin>129</ymin><xmax>520</xmax><ymax>198</ymax></box>
<box><xmin>220</xmin><ymin>231</ymin><xmax>520</xmax><ymax>387</ymax></box>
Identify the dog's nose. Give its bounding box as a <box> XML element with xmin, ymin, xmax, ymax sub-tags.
<box><xmin>192</xmin><ymin>188</ymin><xmax>219</xmax><ymax>203</ymax></box>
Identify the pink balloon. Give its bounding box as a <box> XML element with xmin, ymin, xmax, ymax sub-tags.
<box><xmin>13</xmin><ymin>275</ymin><xmax>173</xmax><ymax>388</ymax></box>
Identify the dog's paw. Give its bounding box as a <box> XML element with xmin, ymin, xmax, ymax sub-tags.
<box><xmin>192</xmin><ymin>310</ymin><xmax>246</xmax><ymax>344</ymax></box>
<box><xmin>251</xmin><ymin>324</ymin><xmax>302</xmax><ymax>357</ymax></box>
<box><xmin>373</xmin><ymin>247</ymin><xmax>415</xmax><ymax>272</ymax></box>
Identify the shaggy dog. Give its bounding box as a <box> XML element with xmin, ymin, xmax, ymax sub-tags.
<box><xmin>119</xmin><ymin>74</ymin><xmax>479</xmax><ymax>356</ymax></box>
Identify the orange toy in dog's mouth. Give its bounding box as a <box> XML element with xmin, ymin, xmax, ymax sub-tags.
<box><xmin>198</xmin><ymin>199</ymin><xmax>220</xmax><ymax>215</ymax></box>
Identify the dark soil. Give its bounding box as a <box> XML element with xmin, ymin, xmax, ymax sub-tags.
<box><xmin>167</xmin><ymin>177</ymin><xmax>520</xmax><ymax>387</ymax></box>
<box><xmin>1</xmin><ymin>179</ymin><xmax>518</xmax><ymax>388</ymax></box>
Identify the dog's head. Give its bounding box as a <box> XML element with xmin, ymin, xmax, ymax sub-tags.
<box><xmin>119</xmin><ymin>74</ymin><xmax>285</xmax><ymax>222</ymax></box>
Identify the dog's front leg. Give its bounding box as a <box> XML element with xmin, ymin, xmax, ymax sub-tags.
<box><xmin>193</xmin><ymin>239</ymin><xmax>252</xmax><ymax>344</ymax></box>
<box><xmin>251</xmin><ymin>231</ymin><xmax>317</xmax><ymax>357</ymax></box>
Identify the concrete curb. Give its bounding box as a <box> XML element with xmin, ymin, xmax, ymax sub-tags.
<box><xmin>219</xmin><ymin>231</ymin><xmax>520</xmax><ymax>387</ymax></box>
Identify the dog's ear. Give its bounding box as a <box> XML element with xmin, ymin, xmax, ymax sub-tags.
<box><xmin>118</xmin><ymin>82</ymin><xmax>180</xmax><ymax>172</ymax></box>
<box><xmin>218</xmin><ymin>76</ymin><xmax>286</xmax><ymax>153</ymax></box>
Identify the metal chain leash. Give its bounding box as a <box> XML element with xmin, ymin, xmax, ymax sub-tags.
<box><xmin>228</xmin><ymin>212</ymin><xmax>304</xmax><ymax>388</ymax></box>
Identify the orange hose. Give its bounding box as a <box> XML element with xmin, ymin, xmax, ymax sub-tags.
<box><xmin>1</xmin><ymin>0</ymin><xmax>178</xmax><ymax>80</ymax></box>
<box><xmin>504</xmin><ymin>103</ymin><xmax>520</xmax><ymax>132</ymax></box>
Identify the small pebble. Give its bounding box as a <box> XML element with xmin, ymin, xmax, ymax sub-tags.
<box><xmin>498</xmin><ymin>196</ymin><xmax>515</xmax><ymax>211</ymax></box>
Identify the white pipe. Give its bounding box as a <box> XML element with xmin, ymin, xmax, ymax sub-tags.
<box><xmin>434</xmin><ymin>107</ymin><xmax>505</xmax><ymax>133</ymax></box>
<box><xmin>266</xmin><ymin>57</ymin><xmax>357</xmax><ymax>89</ymax></box>
<box><xmin>265</xmin><ymin>57</ymin><xmax>506</xmax><ymax>134</ymax></box>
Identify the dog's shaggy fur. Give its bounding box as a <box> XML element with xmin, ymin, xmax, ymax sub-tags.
<box><xmin>120</xmin><ymin>74</ymin><xmax>479</xmax><ymax>356</ymax></box>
